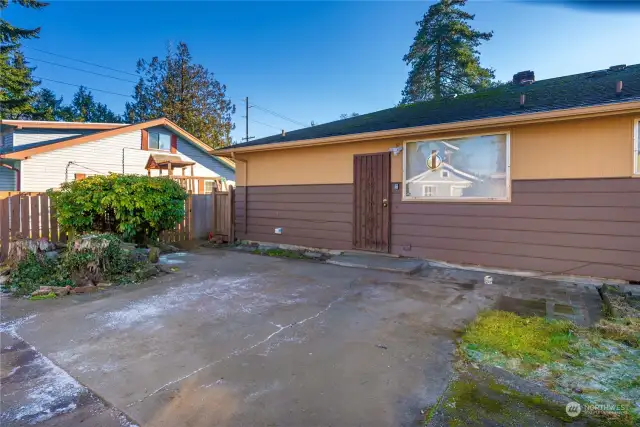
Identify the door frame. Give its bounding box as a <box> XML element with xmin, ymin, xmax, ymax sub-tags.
<box><xmin>352</xmin><ymin>151</ymin><xmax>391</xmax><ymax>253</ymax></box>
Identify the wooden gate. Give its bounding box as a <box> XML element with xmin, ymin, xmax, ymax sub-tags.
<box><xmin>160</xmin><ymin>186</ymin><xmax>235</xmax><ymax>243</ymax></box>
<box><xmin>353</xmin><ymin>153</ymin><xmax>390</xmax><ymax>252</ymax></box>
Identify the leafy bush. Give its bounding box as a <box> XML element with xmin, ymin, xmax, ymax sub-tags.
<box><xmin>5</xmin><ymin>252</ymin><xmax>72</xmax><ymax>296</ymax></box>
<box><xmin>48</xmin><ymin>174</ymin><xmax>187</xmax><ymax>243</ymax></box>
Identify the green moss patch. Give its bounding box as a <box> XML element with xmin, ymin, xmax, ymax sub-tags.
<box><xmin>251</xmin><ymin>248</ymin><xmax>306</xmax><ymax>259</ymax></box>
<box><xmin>463</xmin><ymin>310</ymin><xmax>575</xmax><ymax>366</ymax></box>
<box><xmin>460</xmin><ymin>308</ymin><xmax>640</xmax><ymax>425</ymax></box>
<box><xmin>29</xmin><ymin>292</ymin><xmax>57</xmax><ymax>301</ymax></box>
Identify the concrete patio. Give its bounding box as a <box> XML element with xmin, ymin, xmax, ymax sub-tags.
<box><xmin>1</xmin><ymin>248</ymin><xmax>603</xmax><ymax>426</ymax></box>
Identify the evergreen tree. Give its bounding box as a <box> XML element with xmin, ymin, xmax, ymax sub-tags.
<box><xmin>0</xmin><ymin>0</ymin><xmax>48</xmax><ymax>118</ymax></box>
<box><xmin>32</xmin><ymin>87</ymin><xmax>64</xmax><ymax>120</ymax></box>
<box><xmin>126</xmin><ymin>42</ymin><xmax>235</xmax><ymax>148</ymax></box>
<box><xmin>401</xmin><ymin>0</ymin><xmax>495</xmax><ymax>104</ymax></box>
<box><xmin>68</xmin><ymin>86</ymin><xmax>122</xmax><ymax>123</ymax></box>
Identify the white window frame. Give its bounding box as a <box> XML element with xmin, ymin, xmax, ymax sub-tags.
<box><xmin>422</xmin><ymin>185</ymin><xmax>436</xmax><ymax>197</ymax></box>
<box><xmin>204</xmin><ymin>180</ymin><xmax>216</xmax><ymax>194</ymax></box>
<box><xmin>634</xmin><ymin>118</ymin><xmax>639</xmax><ymax>176</ymax></box>
<box><xmin>441</xmin><ymin>170</ymin><xmax>450</xmax><ymax>178</ymax></box>
<box><xmin>402</xmin><ymin>131</ymin><xmax>511</xmax><ymax>202</ymax></box>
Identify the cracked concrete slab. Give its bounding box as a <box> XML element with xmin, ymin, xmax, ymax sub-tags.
<box><xmin>1</xmin><ymin>248</ymin><xmax>604</xmax><ymax>426</ymax></box>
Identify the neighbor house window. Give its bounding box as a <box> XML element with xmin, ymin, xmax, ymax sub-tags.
<box><xmin>422</xmin><ymin>185</ymin><xmax>436</xmax><ymax>197</ymax></box>
<box><xmin>403</xmin><ymin>132</ymin><xmax>510</xmax><ymax>201</ymax></box>
<box><xmin>204</xmin><ymin>180</ymin><xmax>216</xmax><ymax>193</ymax></box>
<box><xmin>149</xmin><ymin>132</ymin><xmax>171</xmax><ymax>151</ymax></box>
<box><xmin>635</xmin><ymin>119</ymin><xmax>639</xmax><ymax>175</ymax></box>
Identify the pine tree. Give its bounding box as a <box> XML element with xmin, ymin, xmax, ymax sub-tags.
<box><xmin>32</xmin><ymin>87</ymin><xmax>64</xmax><ymax>120</ymax></box>
<box><xmin>68</xmin><ymin>86</ymin><xmax>122</xmax><ymax>123</ymax></box>
<box><xmin>401</xmin><ymin>0</ymin><xmax>495</xmax><ymax>104</ymax></box>
<box><xmin>126</xmin><ymin>42</ymin><xmax>235</xmax><ymax>148</ymax></box>
<box><xmin>0</xmin><ymin>0</ymin><xmax>48</xmax><ymax>118</ymax></box>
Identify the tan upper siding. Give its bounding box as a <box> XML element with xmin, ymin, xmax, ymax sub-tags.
<box><xmin>236</xmin><ymin>114</ymin><xmax>637</xmax><ymax>186</ymax></box>
<box><xmin>236</xmin><ymin>139</ymin><xmax>404</xmax><ymax>186</ymax></box>
<box><xmin>511</xmin><ymin>114</ymin><xmax>636</xmax><ymax>179</ymax></box>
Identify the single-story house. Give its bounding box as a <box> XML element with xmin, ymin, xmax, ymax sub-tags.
<box><xmin>215</xmin><ymin>64</ymin><xmax>640</xmax><ymax>282</ymax></box>
<box><xmin>0</xmin><ymin>118</ymin><xmax>235</xmax><ymax>193</ymax></box>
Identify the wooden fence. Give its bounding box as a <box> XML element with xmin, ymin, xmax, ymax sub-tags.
<box><xmin>0</xmin><ymin>186</ymin><xmax>236</xmax><ymax>260</ymax></box>
<box><xmin>0</xmin><ymin>193</ymin><xmax>67</xmax><ymax>260</ymax></box>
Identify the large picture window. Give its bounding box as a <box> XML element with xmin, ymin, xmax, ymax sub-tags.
<box><xmin>403</xmin><ymin>132</ymin><xmax>510</xmax><ymax>201</ymax></box>
<box><xmin>635</xmin><ymin>119</ymin><xmax>639</xmax><ymax>175</ymax></box>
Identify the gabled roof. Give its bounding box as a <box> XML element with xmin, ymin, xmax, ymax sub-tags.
<box><xmin>1</xmin><ymin>120</ymin><xmax>125</xmax><ymax>131</ymax></box>
<box><xmin>407</xmin><ymin>163</ymin><xmax>480</xmax><ymax>184</ymax></box>
<box><xmin>145</xmin><ymin>153</ymin><xmax>195</xmax><ymax>170</ymax></box>
<box><xmin>0</xmin><ymin>118</ymin><xmax>235</xmax><ymax>170</ymax></box>
<box><xmin>217</xmin><ymin>63</ymin><xmax>640</xmax><ymax>154</ymax></box>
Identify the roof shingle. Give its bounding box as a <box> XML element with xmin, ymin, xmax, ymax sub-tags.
<box><xmin>229</xmin><ymin>64</ymin><xmax>640</xmax><ymax>149</ymax></box>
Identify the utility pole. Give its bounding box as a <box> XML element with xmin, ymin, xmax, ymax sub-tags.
<box><xmin>242</xmin><ymin>96</ymin><xmax>254</xmax><ymax>143</ymax></box>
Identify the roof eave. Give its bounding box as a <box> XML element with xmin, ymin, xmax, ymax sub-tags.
<box><xmin>214</xmin><ymin>100</ymin><xmax>640</xmax><ymax>156</ymax></box>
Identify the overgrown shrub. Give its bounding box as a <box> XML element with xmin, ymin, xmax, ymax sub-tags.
<box><xmin>48</xmin><ymin>174</ymin><xmax>187</xmax><ymax>243</ymax></box>
<box><xmin>65</xmin><ymin>234</ymin><xmax>138</xmax><ymax>285</ymax></box>
<box><xmin>4</xmin><ymin>234</ymin><xmax>148</xmax><ymax>296</ymax></box>
<box><xmin>5</xmin><ymin>252</ymin><xmax>72</xmax><ymax>296</ymax></box>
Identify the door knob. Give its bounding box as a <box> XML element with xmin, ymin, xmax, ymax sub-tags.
<box><xmin>382</xmin><ymin>198</ymin><xmax>388</xmax><ymax>207</ymax></box>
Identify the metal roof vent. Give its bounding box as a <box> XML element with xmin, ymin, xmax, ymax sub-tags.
<box><xmin>609</xmin><ymin>64</ymin><xmax>626</xmax><ymax>72</ymax></box>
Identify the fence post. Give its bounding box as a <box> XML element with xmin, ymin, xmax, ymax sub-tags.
<box><xmin>211</xmin><ymin>185</ymin><xmax>217</xmax><ymax>237</ymax></box>
<box><xmin>228</xmin><ymin>185</ymin><xmax>235</xmax><ymax>243</ymax></box>
<box><xmin>187</xmin><ymin>192</ymin><xmax>193</xmax><ymax>241</ymax></box>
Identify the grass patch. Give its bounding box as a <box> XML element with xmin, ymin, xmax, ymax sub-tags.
<box><xmin>463</xmin><ymin>310</ymin><xmax>575</xmax><ymax>365</ymax></box>
<box><xmin>251</xmin><ymin>248</ymin><xmax>306</xmax><ymax>259</ymax></box>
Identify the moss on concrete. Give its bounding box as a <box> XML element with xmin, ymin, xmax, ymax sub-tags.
<box><xmin>251</xmin><ymin>248</ymin><xmax>306</xmax><ymax>259</ymax></box>
<box><xmin>463</xmin><ymin>310</ymin><xmax>575</xmax><ymax>366</ymax></box>
<box><xmin>460</xmin><ymin>307</ymin><xmax>640</xmax><ymax>425</ymax></box>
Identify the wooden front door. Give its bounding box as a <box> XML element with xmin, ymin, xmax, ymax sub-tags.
<box><xmin>353</xmin><ymin>152</ymin><xmax>391</xmax><ymax>252</ymax></box>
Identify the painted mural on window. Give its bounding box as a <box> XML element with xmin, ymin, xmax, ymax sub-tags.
<box><xmin>404</xmin><ymin>133</ymin><xmax>508</xmax><ymax>200</ymax></box>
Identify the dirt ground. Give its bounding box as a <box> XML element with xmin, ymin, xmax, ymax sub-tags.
<box><xmin>0</xmin><ymin>248</ymin><xmax>603</xmax><ymax>426</ymax></box>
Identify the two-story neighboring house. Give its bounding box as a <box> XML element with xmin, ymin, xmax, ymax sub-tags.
<box><xmin>0</xmin><ymin>118</ymin><xmax>235</xmax><ymax>192</ymax></box>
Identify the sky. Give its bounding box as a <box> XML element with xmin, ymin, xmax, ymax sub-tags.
<box><xmin>5</xmin><ymin>1</ymin><xmax>640</xmax><ymax>143</ymax></box>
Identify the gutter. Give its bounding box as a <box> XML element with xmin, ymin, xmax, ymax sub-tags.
<box><xmin>213</xmin><ymin>101</ymin><xmax>640</xmax><ymax>155</ymax></box>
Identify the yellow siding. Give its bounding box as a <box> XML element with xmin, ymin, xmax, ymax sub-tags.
<box><xmin>235</xmin><ymin>114</ymin><xmax>637</xmax><ymax>186</ymax></box>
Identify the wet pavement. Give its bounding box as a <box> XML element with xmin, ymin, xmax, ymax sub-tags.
<box><xmin>0</xmin><ymin>248</ymin><xmax>604</xmax><ymax>426</ymax></box>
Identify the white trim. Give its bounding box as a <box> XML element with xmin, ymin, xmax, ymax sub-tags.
<box><xmin>634</xmin><ymin>118</ymin><xmax>639</xmax><ymax>176</ymax></box>
<box><xmin>402</xmin><ymin>131</ymin><xmax>511</xmax><ymax>203</ymax></box>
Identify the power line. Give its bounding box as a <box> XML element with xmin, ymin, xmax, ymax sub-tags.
<box><xmin>25</xmin><ymin>46</ymin><xmax>139</xmax><ymax>77</ymax></box>
<box><xmin>34</xmin><ymin>76</ymin><xmax>132</xmax><ymax>98</ymax></box>
<box><xmin>248</xmin><ymin>102</ymin><xmax>307</xmax><ymax>128</ymax></box>
<box><xmin>249</xmin><ymin>118</ymin><xmax>280</xmax><ymax>131</ymax></box>
<box><xmin>26</xmin><ymin>56</ymin><xmax>138</xmax><ymax>84</ymax></box>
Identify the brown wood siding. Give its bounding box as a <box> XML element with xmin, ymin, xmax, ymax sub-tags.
<box><xmin>235</xmin><ymin>185</ymin><xmax>353</xmax><ymax>250</ymax></box>
<box><xmin>237</xmin><ymin>178</ymin><xmax>640</xmax><ymax>281</ymax></box>
<box><xmin>391</xmin><ymin>178</ymin><xmax>640</xmax><ymax>281</ymax></box>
